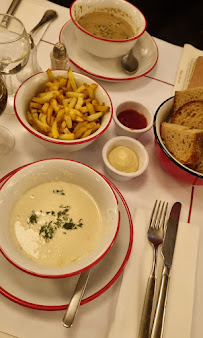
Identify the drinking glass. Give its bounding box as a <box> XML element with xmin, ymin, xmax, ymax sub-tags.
<box><xmin>0</xmin><ymin>13</ymin><xmax>30</xmax><ymax>114</ymax></box>
<box><xmin>0</xmin><ymin>73</ymin><xmax>15</xmax><ymax>157</ymax></box>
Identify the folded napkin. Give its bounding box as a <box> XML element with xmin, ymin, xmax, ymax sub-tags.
<box><xmin>108</xmin><ymin>208</ymin><xmax>199</xmax><ymax>338</ymax></box>
<box><xmin>173</xmin><ymin>43</ymin><xmax>203</xmax><ymax>93</ymax></box>
<box><xmin>0</xmin><ymin>332</ymin><xmax>18</xmax><ymax>338</ymax></box>
<box><xmin>9</xmin><ymin>0</ymin><xmax>53</xmax><ymax>45</ymax></box>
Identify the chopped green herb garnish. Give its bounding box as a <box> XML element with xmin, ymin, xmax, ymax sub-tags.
<box><xmin>27</xmin><ymin>204</ymin><xmax>84</xmax><ymax>241</ymax></box>
<box><xmin>28</xmin><ymin>211</ymin><xmax>37</xmax><ymax>224</ymax></box>
<box><xmin>39</xmin><ymin>221</ymin><xmax>55</xmax><ymax>240</ymax></box>
<box><xmin>53</xmin><ymin>189</ymin><xmax>65</xmax><ymax>195</ymax></box>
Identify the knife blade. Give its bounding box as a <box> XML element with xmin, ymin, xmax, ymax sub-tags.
<box><xmin>151</xmin><ymin>202</ymin><xmax>181</xmax><ymax>338</ymax></box>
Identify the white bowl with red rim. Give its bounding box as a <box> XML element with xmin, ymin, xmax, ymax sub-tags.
<box><xmin>113</xmin><ymin>101</ymin><xmax>153</xmax><ymax>138</ymax></box>
<box><xmin>14</xmin><ymin>70</ymin><xmax>113</xmax><ymax>152</ymax></box>
<box><xmin>70</xmin><ymin>0</ymin><xmax>147</xmax><ymax>58</ymax></box>
<box><xmin>0</xmin><ymin>158</ymin><xmax>119</xmax><ymax>278</ymax></box>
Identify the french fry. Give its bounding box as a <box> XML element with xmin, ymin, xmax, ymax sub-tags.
<box><xmin>65</xmin><ymin>115</ymin><xmax>72</xmax><ymax>129</ymax></box>
<box><xmin>46</xmin><ymin>69</ymin><xmax>55</xmax><ymax>81</ymax></box>
<box><xmin>47</xmin><ymin>105</ymin><xmax>53</xmax><ymax>126</ymax></box>
<box><xmin>32</xmin><ymin>92</ymin><xmax>54</xmax><ymax>104</ymax></box>
<box><xmin>68</xmin><ymin>67</ymin><xmax>77</xmax><ymax>91</ymax></box>
<box><xmin>51</xmin><ymin>120</ymin><xmax>59</xmax><ymax>138</ymax></box>
<box><xmin>87</xmin><ymin>112</ymin><xmax>103</xmax><ymax>122</ymax></box>
<box><xmin>95</xmin><ymin>105</ymin><xmax>110</xmax><ymax>112</ymax></box>
<box><xmin>41</xmin><ymin>102</ymin><xmax>49</xmax><ymax>114</ymax></box>
<box><xmin>33</xmin><ymin>117</ymin><xmax>50</xmax><ymax>133</ymax></box>
<box><xmin>66</xmin><ymin>92</ymin><xmax>86</xmax><ymax>99</ymax></box>
<box><xmin>75</xmin><ymin>97</ymin><xmax>84</xmax><ymax>110</ymax></box>
<box><xmin>58</xmin><ymin>133</ymin><xmax>75</xmax><ymax>140</ymax></box>
<box><xmin>86</xmin><ymin>102</ymin><xmax>95</xmax><ymax>115</ymax></box>
<box><xmin>29</xmin><ymin>102</ymin><xmax>42</xmax><ymax>109</ymax></box>
<box><xmin>68</xmin><ymin>97</ymin><xmax>77</xmax><ymax>109</ymax></box>
<box><xmin>50</xmin><ymin>98</ymin><xmax>60</xmax><ymax>113</ymax></box>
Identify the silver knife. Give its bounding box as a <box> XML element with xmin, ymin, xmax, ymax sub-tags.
<box><xmin>151</xmin><ymin>202</ymin><xmax>182</xmax><ymax>337</ymax></box>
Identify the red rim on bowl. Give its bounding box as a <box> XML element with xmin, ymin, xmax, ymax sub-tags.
<box><xmin>0</xmin><ymin>167</ymin><xmax>133</xmax><ymax>311</ymax></box>
<box><xmin>70</xmin><ymin>0</ymin><xmax>147</xmax><ymax>43</ymax></box>
<box><xmin>0</xmin><ymin>159</ymin><xmax>120</xmax><ymax>278</ymax></box>
<box><xmin>14</xmin><ymin>71</ymin><xmax>113</xmax><ymax>146</ymax></box>
<box><xmin>153</xmin><ymin>96</ymin><xmax>203</xmax><ymax>185</ymax></box>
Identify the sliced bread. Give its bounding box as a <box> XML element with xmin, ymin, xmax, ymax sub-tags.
<box><xmin>195</xmin><ymin>156</ymin><xmax>203</xmax><ymax>173</ymax></box>
<box><xmin>173</xmin><ymin>87</ymin><xmax>203</xmax><ymax>114</ymax></box>
<box><xmin>160</xmin><ymin>122</ymin><xmax>203</xmax><ymax>166</ymax></box>
<box><xmin>171</xmin><ymin>100</ymin><xmax>203</xmax><ymax>129</ymax></box>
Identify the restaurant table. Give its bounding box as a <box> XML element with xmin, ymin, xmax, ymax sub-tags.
<box><xmin>0</xmin><ymin>0</ymin><xmax>202</xmax><ymax>337</ymax></box>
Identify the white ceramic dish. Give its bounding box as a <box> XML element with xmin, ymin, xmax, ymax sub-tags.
<box><xmin>14</xmin><ymin>70</ymin><xmax>113</xmax><ymax>152</ymax></box>
<box><xmin>0</xmin><ymin>168</ymin><xmax>133</xmax><ymax>310</ymax></box>
<box><xmin>102</xmin><ymin>136</ymin><xmax>149</xmax><ymax>182</ymax></box>
<box><xmin>114</xmin><ymin>100</ymin><xmax>153</xmax><ymax>138</ymax></box>
<box><xmin>70</xmin><ymin>0</ymin><xmax>146</xmax><ymax>58</ymax></box>
<box><xmin>59</xmin><ymin>20</ymin><xmax>158</xmax><ymax>82</ymax></box>
<box><xmin>0</xmin><ymin>159</ymin><xmax>119</xmax><ymax>278</ymax></box>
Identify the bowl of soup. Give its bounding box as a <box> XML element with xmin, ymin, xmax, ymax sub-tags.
<box><xmin>0</xmin><ymin>159</ymin><xmax>119</xmax><ymax>278</ymax></box>
<box><xmin>70</xmin><ymin>0</ymin><xmax>147</xmax><ymax>58</ymax></box>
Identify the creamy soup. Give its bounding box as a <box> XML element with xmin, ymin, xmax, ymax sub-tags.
<box><xmin>78</xmin><ymin>11</ymin><xmax>135</xmax><ymax>40</ymax></box>
<box><xmin>10</xmin><ymin>181</ymin><xmax>102</xmax><ymax>267</ymax></box>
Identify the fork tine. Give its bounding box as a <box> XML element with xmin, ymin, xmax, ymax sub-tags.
<box><xmin>160</xmin><ymin>202</ymin><xmax>168</xmax><ymax>228</ymax></box>
<box><xmin>149</xmin><ymin>200</ymin><xmax>158</xmax><ymax>227</ymax></box>
<box><xmin>155</xmin><ymin>202</ymin><xmax>165</xmax><ymax>229</ymax></box>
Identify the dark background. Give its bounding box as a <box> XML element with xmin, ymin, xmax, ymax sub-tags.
<box><xmin>48</xmin><ymin>0</ymin><xmax>203</xmax><ymax>50</ymax></box>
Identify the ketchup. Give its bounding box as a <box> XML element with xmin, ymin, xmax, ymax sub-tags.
<box><xmin>117</xmin><ymin>109</ymin><xmax>147</xmax><ymax>130</ymax></box>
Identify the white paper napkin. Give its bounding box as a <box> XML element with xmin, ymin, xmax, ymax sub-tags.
<box><xmin>8</xmin><ymin>0</ymin><xmax>54</xmax><ymax>45</ymax></box>
<box><xmin>0</xmin><ymin>332</ymin><xmax>18</xmax><ymax>338</ymax></box>
<box><xmin>108</xmin><ymin>208</ymin><xmax>199</xmax><ymax>338</ymax></box>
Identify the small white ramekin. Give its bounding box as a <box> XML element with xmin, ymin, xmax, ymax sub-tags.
<box><xmin>113</xmin><ymin>101</ymin><xmax>153</xmax><ymax>138</ymax></box>
<box><xmin>102</xmin><ymin>136</ymin><xmax>149</xmax><ymax>182</ymax></box>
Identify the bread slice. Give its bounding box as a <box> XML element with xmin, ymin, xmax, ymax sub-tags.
<box><xmin>160</xmin><ymin>122</ymin><xmax>203</xmax><ymax>166</ymax></box>
<box><xmin>188</xmin><ymin>56</ymin><xmax>203</xmax><ymax>89</ymax></box>
<box><xmin>173</xmin><ymin>87</ymin><xmax>203</xmax><ymax>114</ymax></box>
<box><xmin>195</xmin><ymin>156</ymin><xmax>203</xmax><ymax>173</ymax></box>
<box><xmin>171</xmin><ymin>100</ymin><xmax>203</xmax><ymax>129</ymax></box>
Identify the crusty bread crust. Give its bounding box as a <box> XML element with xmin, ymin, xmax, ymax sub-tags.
<box><xmin>173</xmin><ymin>87</ymin><xmax>203</xmax><ymax>114</ymax></box>
<box><xmin>171</xmin><ymin>100</ymin><xmax>203</xmax><ymax>129</ymax></box>
<box><xmin>161</xmin><ymin>122</ymin><xmax>203</xmax><ymax>166</ymax></box>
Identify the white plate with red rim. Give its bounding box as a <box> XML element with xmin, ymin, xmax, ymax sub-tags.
<box><xmin>0</xmin><ymin>166</ymin><xmax>133</xmax><ymax>310</ymax></box>
<box><xmin>59</xmin><ymin>20</ymin><xmax>159</xmax><ymax>82</ymax></box>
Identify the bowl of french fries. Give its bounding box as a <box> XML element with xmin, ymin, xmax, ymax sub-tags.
<box><xmin>14</xmin><ymin>68</ymin><xmax>112</xmax><ymax>152</ymax></box>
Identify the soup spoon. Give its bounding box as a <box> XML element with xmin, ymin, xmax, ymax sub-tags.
<box><xmin>121</xmin><ymin>48</ymin><xmax>139</xmax><ymax>74</ymax></box>
<box><xmin>63</xmin><ymin>269</ymin><xmax>91</xmax><ymax>328</ymax></box>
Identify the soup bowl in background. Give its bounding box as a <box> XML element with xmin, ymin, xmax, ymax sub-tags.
<box><xmin>0</xmin><ymin>158</ymin><xmax>120</xmax><ymax>278</ymax></box>
<box><xmin>70</xmin><ymin>0</ymin><xmax>147</xmax><ymax>58</ymax></box>
<box><xmin>153</xmin><ymin>97</ymin><xmax>203</xmax><ymax>185</ymax></box>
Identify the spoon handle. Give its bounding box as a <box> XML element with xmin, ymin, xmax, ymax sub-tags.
<box><xmin>29</xmin><ymin>10</ymin><xmax>58</xmax><ymax>36</ymax></box>
<box><xmin>63</xmin><ymin>269</ymin><xmax>91</xmax><ymax>328</ymax></box>
<box><xmin>1</xmin><ymin>0</ymin><xmax>22</xmax><ymax>27</ymax></box>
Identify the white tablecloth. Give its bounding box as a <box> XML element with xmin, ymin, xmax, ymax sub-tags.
<box><xmin>0</xmin><ymin>1</ymin><xmax>202</xmax><ymax>338</ymax></box>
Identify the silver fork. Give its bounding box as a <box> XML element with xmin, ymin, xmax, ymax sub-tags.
<box><xmin>138</xmin><ymin>200</ymin><xmax>168</xmax><ymax>338</ymax></box>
